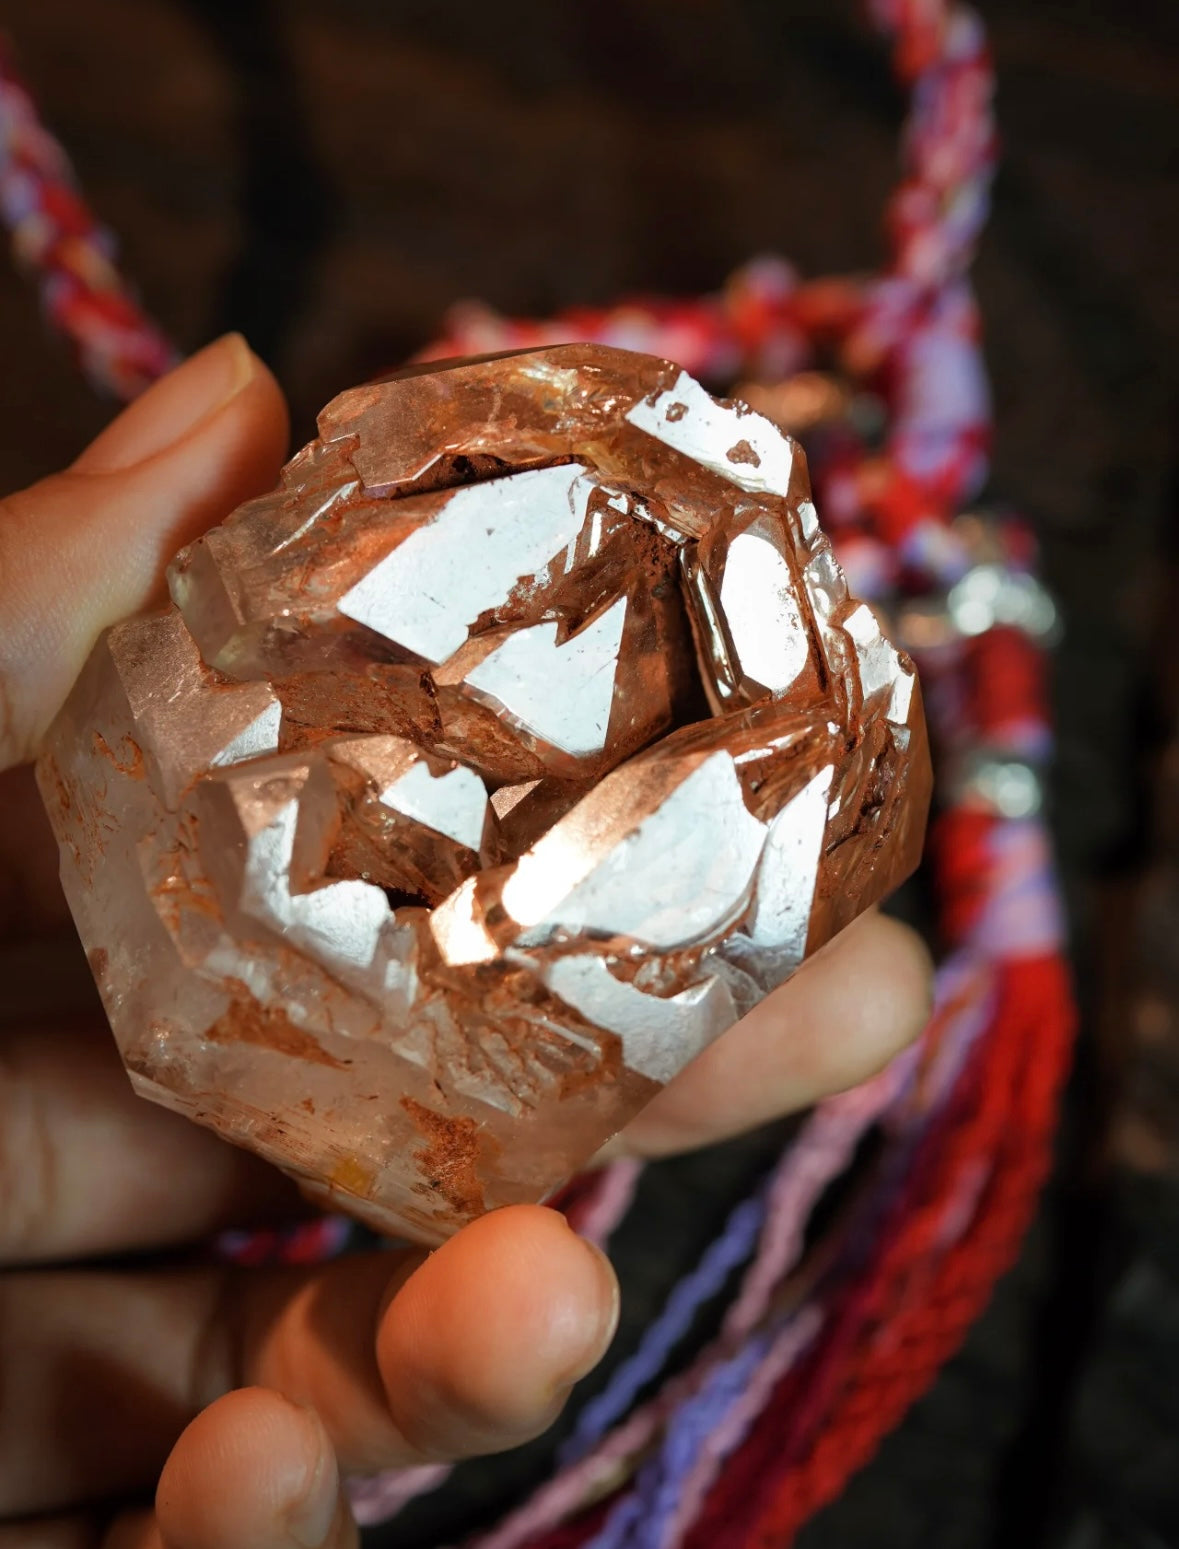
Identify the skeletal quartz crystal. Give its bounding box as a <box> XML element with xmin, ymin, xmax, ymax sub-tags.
<box><xmin>38</xmin><ymin>346</ymin><xmax>930</xmax><ymax>1244</ymax></box>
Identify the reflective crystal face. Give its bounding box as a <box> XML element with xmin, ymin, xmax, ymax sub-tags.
<box><xmin>38</xmin><ymin>345</ymin><xmax>930</xmax><ymax>1244</ymax></box>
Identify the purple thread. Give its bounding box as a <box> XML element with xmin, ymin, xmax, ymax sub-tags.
<box><xmin>615</xmin><ymin>1333</ymin><xmax>775</xmax><ymax>1549</ymax></box>
<box><xmin>560</xmin><ymin>1190</ymin><xmax>767</xmax><ymax>1464</ymax></box>
<box><xmin>723</xmin><ymin>1045</ymin><xmax>922</xmax><ymax>1344</ymax></box>
<box><xmin>350</xmin><ymin>1464</ymin><xmax>451</xmax><ymax>1527</ymax></box>
<box><xmin>587</xmin><ymin>1493</ymin><xmax>647</xmax><ymax>1549</ymax></box>
<box><xmin>972</xmin><ymin>819</ymin><xmax>1066</xmax><ymax>960</ymax></box>
<box><xmin>663</xmin><ymin>1310</ymin><xmax>826</xmax><ymax>1548</ymax></box>
<box><xmin>576</xmin><ymin>1159</ymin><xmax>645</xmax><ymax>1248</ymax></box>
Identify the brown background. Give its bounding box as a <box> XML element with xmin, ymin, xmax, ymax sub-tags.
<box><xmin>0</xmin><ymin>2</ymin><xmax>1175</xmax><ymax>1545</ymax></box>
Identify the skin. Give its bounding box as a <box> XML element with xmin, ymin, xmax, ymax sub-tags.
<box><xmin>0</xmin><ymin>336</ymin><xmax>933</xmax><ymax>1548</ymax></box>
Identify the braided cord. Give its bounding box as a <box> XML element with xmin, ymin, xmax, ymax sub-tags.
<box><xmin>0</xmin><ymin>41</ymin><xmax>176</xmax><ymax>397</ymax></box>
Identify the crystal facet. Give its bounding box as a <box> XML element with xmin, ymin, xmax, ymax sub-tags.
<box><xmin>39</xmin><ymin>345</ymin><xmax>931</xmax><ymax>1244</ymax></box>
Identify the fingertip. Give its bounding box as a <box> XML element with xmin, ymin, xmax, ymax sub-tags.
<box><xmin>377</xmin><ymin>1206</ymin><xmax>620</xmax><ymax>1459</ymax></box>
<box><xmin>811</xmin><ymin>911</ymin><xmax>933</xmax><ymax>1049</ymax></box>
<box><xmin>772</xmin><ymin>909</ymin><xmax>934</xmax><ymax>1090</ymax></box>
<box><xmin>69</xmin><ymin>333</ymin><xmax>291</xmax><ymax>553</ymax></box>
<box><xmin>73</xmin><ymin>336</ymin><xmax>267</xmax><ymax>475</ymax></box>
<box><xmin>155</xmin><ymin>1388</ymin><xmax>346</xmax><ymax>1549</ymax></box>
<box><xmin>110</xmin><ymin>345</ymin><xmax>290</xmax><ymax>587</ymax></box>
<box><xmin>863</xmin><ymin>912</ymin><xmax>935</xmax><ymax>1030</ymax></box>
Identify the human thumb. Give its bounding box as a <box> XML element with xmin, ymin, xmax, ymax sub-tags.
<box><xmin>0</xmin><ymin>334</ymin><xmax>288</xmax><ymax>770</ymax></box>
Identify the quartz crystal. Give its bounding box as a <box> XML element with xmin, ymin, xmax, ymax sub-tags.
<box><xmin>38</xmin><ymin>346</ymin><xmax>930</xmax><ymax>1244</ymax></box>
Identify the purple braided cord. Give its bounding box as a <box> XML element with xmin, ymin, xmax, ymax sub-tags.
<box><xmin>659</xmin><ymin>1311</ymin><xmax>827</xmax><ymax>1548</ymax></box>
<box><xmin>581</xmin><ymin>956</ymin><xmax>993</xmax><ymax>1549</ymax></box>
<box><xmin>592</xmin><ymin>1332</ymin><xmax>777</xmax><ymax>1549</ymax></box>
<box><xmin>559</xmin><ymin>1192</ymin><xmax>767</xmax><ymax>1463</ymax></box>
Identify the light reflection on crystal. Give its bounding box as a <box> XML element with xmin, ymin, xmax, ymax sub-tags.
<box><xmin>719</xmin><ymin>520</ymin><xmax>811</xmax><ymax>696</ymax></box>
<box><xmin>625</xmin><ymin>370</ymin><xmax>795</xmax><ymax>498</ymax></box>
<box><xmin>338</xmin><ymin>464</ymin><xmax>597</xmax><ymax>664</ymax></box>
<box><xmin>463</xmin><ymin>599</ymin><xmax>628</xmax><ymax>759</ymax></box>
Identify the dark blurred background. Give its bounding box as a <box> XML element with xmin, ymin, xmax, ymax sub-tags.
<box><xmin>0</xmin><ymin>2</ymin><xmax>1175</xmax><ymax>1544</ymax></box>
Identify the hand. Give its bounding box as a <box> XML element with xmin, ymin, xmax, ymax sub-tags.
<box><xmin>0</xmin><ymin>337</ymin><xmax>932</xmax><ymax>1549</ymax></box>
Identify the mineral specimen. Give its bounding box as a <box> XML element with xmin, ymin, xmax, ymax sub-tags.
<box><xmin>38</xmin><ymin>345</ymin><xmax>930</xmax><ymax>1244</ymax></box>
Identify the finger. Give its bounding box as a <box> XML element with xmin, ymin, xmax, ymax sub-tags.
<box><xmin>0</xmin><ymin>334</ymin><xmax>289</xmax><ymax>770</ymax></box>
<box><xmin>0</xmin><ymin>1020</ymin><xmax>302</xmax><ymax>1266</ymax></box>
<box><xmin>0</xmin><ymin>1517</ymin><xmax>96</xmax><ymax>1549</ymax></box>
<box><xmin>608</xmin><ymin>911</ymin><xmax>933</xmax><ymax>1160</ymax></box>
<box><xmin>377</xmin><ymin>1205</ymin><xmax>619</xmax><ymax>1460</ymax></box>
<box><xmin>237</xmin><ymin>1205</ymin><xmax>619</xmax><ymax>1466</ymax></box>
<box><xmin>153</xmin><ymin>1390</ymin><xmax>357</xmax><ymax>1549</ymax></box>
<box><xmin>0</xmin><ymin>1509</ymin><xmax>181</xmax><ymax>1549</ymax></box>
<box><xmin>0</xmin><ymin>1206</ymin><xmax>619</xmax><ymax>1516</ymax></box>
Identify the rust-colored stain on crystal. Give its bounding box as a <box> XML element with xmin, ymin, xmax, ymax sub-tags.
<box><xmin>206</xmin><ymin>992</ymin><xmax>347</xmax><ymax>1069</ymax></box>
<box><xmin>401</xmin><ymin>1096</ymin><xmax>487</xmax><ymax>1217</ymax></box>
<box><xmin>87</xmin><ymin>947</ymin><xmax>110</xmax><ymax>995</ymax></box>
<box><xmin>556</xmin><ymin>1024</ymin><xmax>624</xmax><ymax>1101</ymax></box>
<box><xmin>37</xmin><ymin>754</ymin><xmax>80</xmax><ymax>865</ymax></box>
<box><xmin>37</xmin><ymin>751</ymin><xmax>108</xmax><ymax>878</ymax></box>
<box><xmin>92</xmin><ymin>730</ymin><xmax>146</xmax><ymax>779</ymax></box>
<box><xmin>150</xmin><ymin>846</ymin><xmax>223</xmax><ymax>928</ymax></box>
<box><xmin>726</xmin><ymin>439</ymin><xmax>762</xmax><ymax>467</ymax></box>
